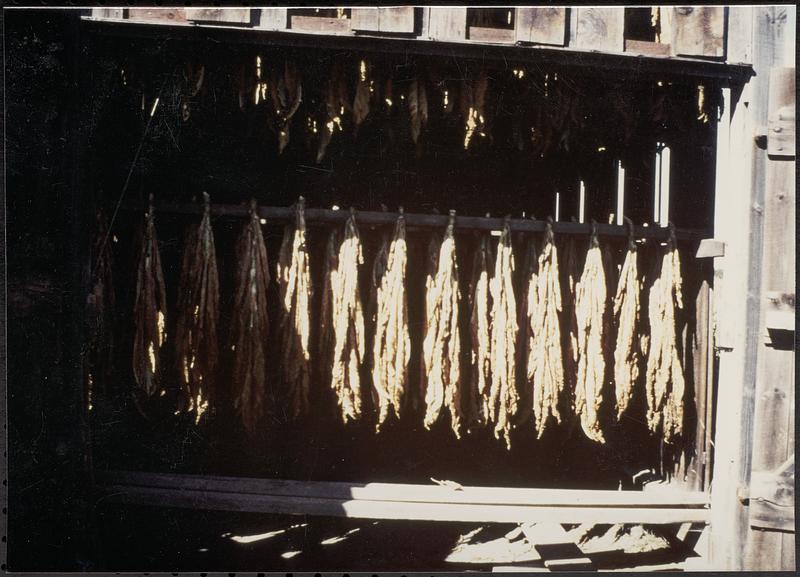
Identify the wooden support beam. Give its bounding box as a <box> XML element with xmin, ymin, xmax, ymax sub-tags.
<box><xmin>185</xmin><ymin>9</ymin><xmax>251</xmax><ymax>25</ymax></box>
<box><xmin>99</xmin><ymin>470</ymin><xmax>710</xmax><ymax>508</ymax></box>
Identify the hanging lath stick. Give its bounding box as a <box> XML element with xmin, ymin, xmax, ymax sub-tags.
<box><xmin>423</xmin><ymin>211</ymin><xmax>462</xmax><ymax>436</ymax></box>
<box><xmin>371</xmin><ymin>211</ymin><xmax>411</xmax><ymax>430</ymax></box>
<box><xmin>231</xmin><ymin>200</ymin><xmax>271</xmax><ymax>434</ymax></box>
<box><xmin>175</xmin><ymin>192</ymin><xmax>220</xmax><ymax>423</ymax></box>
<box><xmin>132</xmin><ymin>195</ymin><xmax>168</xmax><ymax>398</ymax></box>
<box><xmin>277</xmin><ymin>197</ymin><xmax>313</xmax><ymax>420</ymax></box>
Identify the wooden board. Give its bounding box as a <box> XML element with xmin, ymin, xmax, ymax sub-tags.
<box><xmin>91</xmin><ymin>8</ymin><xmax>123</xmax><ymax>20</ymax></box>
<box><xmin>127</xmin><ymin>8</ymin><xmax>187</xmax><ymax>24</ymax></box>
<box><xmin>515</xmin><ymin>8</ymin><xmax>567</xmax><ymax>46</ymax></box>
<box><xmin>672</xmin><ymin>6</ymin><xmax>724</xmax><ymax>58</ymax></box>
<box><xmin>427</xmin><ymin>7</ymin><xmax>467</xmax><ymax>41</ymax></box>
<box><xmin>767</xmin><ymin>67</ymin><xmax>795</xmax><ymax>158</ymax></box>
<box><xmin>625</xmin><ymin>39</ymin><xmax>671</xmax><ymax>57</ymax></box>
<box><xmin>100</xmin><ymin>470</ymin><xmax>711</xmax><ymax>508</ymax></box>
<box><xmin>575</xmin><ymin>7</ymin><xmax>625</xmax><ymax>52</ymax></box>
<box><xmin>351</xmin><ymin>7</ymin><xmax>415</xmax><ymax>34</ymax></box>
<box><xmin>258</xmin><ymin>8</ymin><xmax>288</xmax><ymax>31</ymax></box>
<box><xmin>185</xmin><ymin>9</ymin><xmax>251</xmax><ymax>25</ymax></box>
<box><xmin>468</xmin><ymin>26</ymin><xmax>515</xmax><ymax>44</ymax></box>
<box><xmin>289</xmin><ymin>15</ymin><xmax>352</xmax><ymax>34</ymax></box>
<box><xmin>100</xmin><ymin>483</ymin><xmax>711</xmax><ymax>524</ymax></box>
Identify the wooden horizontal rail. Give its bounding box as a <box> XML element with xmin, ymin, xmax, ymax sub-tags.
<box><xmin>124</xmin><ymin>201</ymin><xmax>707</xmax><ymax>242</ymax></box>
<box><xmin>97</xmin><ymin>471</ymin><xmax>710</xmax><ymax>524</ymax></box>
<box><xmin>81</xmin><ymin>17</ymin><xmax>754</xmax><ymax>85</ymax></box>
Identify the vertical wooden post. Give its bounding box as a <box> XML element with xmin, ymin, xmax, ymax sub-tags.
<box><xmin>615</xmin><ymin>160</ymin><xmax>625</xmax><ymax>225</ymax></box>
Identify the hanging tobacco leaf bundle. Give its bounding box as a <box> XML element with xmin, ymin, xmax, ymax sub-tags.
<box><xmin>371</xmin><ymin>212</ymin><xmax>411</xmax><ymax>430</ymax></box>
<box><xmin>270</xmin><ymin>60</ymin><xmax>303</xmax><ymax>153</ymax></box>
<box><xmin>352</xmin><ymin>59</ymin><xmax>374</xmax><ymax>130</ymax></box>
<box><xmin>423</xmin><ymin>213</ymin><xmax>462</xmax><ymax>436</ymax></box>
<box><xmin>574</xmin><ymin>230</ymin><xmax>607</xmax><ymax>443</ymax></box>
<box><xmin>460</xmin><ymin>69</ymin><xmax>489</xmax><ymax>150</ymax></box>
<box><xmin>613</xmin><ymin>232</ymin><xmax>640</xmax><ymax>419</ymax></box>
<box><xmin>645</xmin><ymin>230</ymin><xmax>685</xmax><ymax>443</ymax></box>
<box><xmin>318</xmin><ymin>226</ymin><xmax>340</xmax><ymax>397</ymax></box>
<box><xmin>467</xmin><ymin>233</ymin><xmax>493</xmax><ymax>426</ymax></box>
<box><xmin>230</xmin><ymin>201</ymin><xmax>271</xmax><ymax>434</ymax></box>
<box><xmin>408</xmin><ymin>75</ymin><xmax>429</xmax><ymax>145</ymax></box>
<box><xmin>132</xmin><ymin>197</ymin><xmax>167</xmax><ymax>397</ymax></box>
<box><xmin>330</xmin><ymin>211</ymin><xmax>366</xmax><ymax>422</ymax></box>
<box><xmin>277</xmin><ymin>197</ymin><xmax>313</xmax><ymax>421</ymax></box>
<box><xmin>87</xmin><ymin>208</ymin><xmax>116</xmax><ymax>410</ymax></box>
<box><xmin>317</xmin><ymin>61</ymin><xmax>351</xmax><ymax>163</ymax></box>
<box><xmin>487</xmin><ymin>221</ymin><xmax>518</xmax><ymax>449</ymax></box>
<box><xmin>175</xmin><ymin>193</ymin><xmax>220</xmax><ymax>423</ymax></box>
<box><xmin>528</xmin><ymin>225</ymin><xmax>566</xmax><ymax>438</ymax></box>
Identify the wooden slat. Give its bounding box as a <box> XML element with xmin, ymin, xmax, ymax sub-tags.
<box><xmin>124</xmin><ymin>200</ymin><xmax>708</xmax><ymax>241</ymax></box>
<box><xmin>350</xmin><ymin>8</ymin><xmax>380</xmax><ymax>31</ymax></box>
<box><xmin>575</xmin><ymin>7</ymin><xmax>625</xmax><ymax>53</ymax></box>
<box><xmin>468</xmin><ymin>26</ymin><xmax>515</xmax><ymax>44</ymax></box>
<box><xmin>91</xmin><ymin>8</ymin><xmax>123</xmax><ymax>20</ymax></box>
<box><xmin>515</xmin><ymin>8</ymin><xmax>566</xmax><ymax>46</ymax></box>
<box><xmin>185</xmin><ymin>9</ymin><xmax>251</xmax><ymax>25</ymax></box>
<box><xmin>289</xmin><ymin>15</ymin><xmax>351</xmax><ymax>34</ymax></box>
<box><xmin>100</xmin><ymin>470</ymin><xmax>710</xmax><ymax>508</ymax></box>
<box><xmin>672</xmin><ymin>6</ymin><xmax>724</xmax><ymax>58</ymax></box>
<box><xmin>127</xmin><ymin>8</ymin><xmax>187</xmax><ymax>23</ymax></box>
<box><xmin>379</xmin><ymin>7</ymin><xmax>415</xmax><ymax>34</ymax></box>
<box><xmin>767</xmin><ymin>67</ymin><xmax>795</xmax><ymax>158</ymax></box>
<box><xmin>625</xmin><ymin>39</ymin><xmax>671</xmax><ymax>57</ymax></box>
<box><xmin>100</xmin><ymin>484</ymin><xmax>711</xmax><ymax>524</ymax></box>
<box><xmin>427</xmin><ymin>7</ymin><xmax>467</xmax><ymax>41</ymax></box>
<box><xmin>352</xmin><ymin>7</ymin><xmax>415</xmax><ymax>34</ymax></box>
<box><xmin>257</xmin><ymin>8</ymin><xmax>288</xmax><ymax>31</ymax></box>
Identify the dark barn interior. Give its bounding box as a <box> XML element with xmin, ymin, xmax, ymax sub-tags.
<box><xmin>5</xmin><ymin>8</ymin><xmax>726</xmax><ymax>571</ymax></box>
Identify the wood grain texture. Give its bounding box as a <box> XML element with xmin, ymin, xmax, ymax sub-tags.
<box><xmin>575</xmin><ymin>7</ymin><xmax>625</xmax><ymax>52</ymax></box>
<box><xmin>185</xmin><ymin>9</ymin><xmax>251</xmax><ymax>25</ymax></box>
<box><xmin>767</xmin><ymin>67</ymin><xmax>795</xmax><ymax>157</ymax></box>
<box><xmin>350</xmin><ymin>8</ymin><xmax>380</xmax><ymax>31</ymax></box>
<box><xmin>127</xmin><ymin>8</ymin><xmax>187</xmax><ymax>23</ymax></box>
<box><xmin>427</xmin><ymin>7</ymin><xmax>467</xmax><ymax>41</ymax></box>
<box><xmin>91</xmin><ymin>8</ymin><xmax>123</xmax><ymax>20</ymax></box>
<box><xmin>257</xmin><ymin>8</ymin><xmax>288</xmax><ymax>30</ymax></box>
<box><xmin>515</xmin><ymin>8</ymin><xmax>566</xmax><ymax>46</ymax></box>
<box><xmin>289</xmin><ymin>15</ymin><xmax>352</xmax><ymax>34</ymax></box>
<box><xmin>352</xmin><ymin>7</ymin><xmax>415</xmax><ymax>33</ymax></box>
<box><xmin>672</xmin><ymin>6</ymin><xmax>724</xmax><ymax>58</ymax></box>
<box><xmin>468</xmin><ymin>26</ymin><xmax>515</xmax><ymax>44</ymax></box>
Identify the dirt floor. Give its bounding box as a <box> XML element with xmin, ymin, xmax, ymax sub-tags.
<box><xmin>93</xmin><ymin>504</ymin><xmax>703</xmax><ymax>572</ymax></box>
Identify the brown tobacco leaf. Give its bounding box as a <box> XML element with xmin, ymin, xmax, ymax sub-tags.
<box><xmin>230</xmin><ymin>201</ymin><xmax>271</xmax><ymax>434</ymax></box>
<box><xmin>175</xmin><ymin>193</ymin><xmax>220</xmax><ymax>424</ymax></box>
<box><xmin>132</xmin><ymin>197</ymin><xmax>168</xmax><ymax>398</ymax></box>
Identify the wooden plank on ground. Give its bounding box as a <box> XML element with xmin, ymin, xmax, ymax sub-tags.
<box><xmin>427</xmin><ymin>7</ymin><xmax>467</xmax><ymax>41</ymax></box>
<box><xmin>100</xmin><ymin>483</ymin><xmax>711</xmax><ymax>524</ymax></box>
<box><xmin>99</xmin><ymin>470</ymin><xmax>710</xmax><ymax>508</ymax></box>
<box><xmin>521</xmin><ymin>522</ymin><xmax>595</xmax><ymax>570</ymax></box>
<box><xmin>127</xmin><ymin>8</ymin><xmax>187</xmax><ymax>23</ymax></box>
<box><xmin>185</xmin><ymin>9</ymin><xmax>251</xmax><ymax>25</ymax></box>
<box><xmin>515</xmin><ymin>8</ymin><xmax>567</xmax><ymax>45</ymax></box>
<box><xmin>672</xmin><ymin>6</ymin><xmax>724</xmax><ymax>58</ymax></box>
<box><xmin>575</xmin><ymin>7</ymin><xmax>625</xmax><ymax>52</ymax></box>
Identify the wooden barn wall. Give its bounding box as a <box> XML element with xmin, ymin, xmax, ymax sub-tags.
<box><xmin>709</xmin><ymin>4</ymin><xmax>795</xmax><ymax>571</ymax></box>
